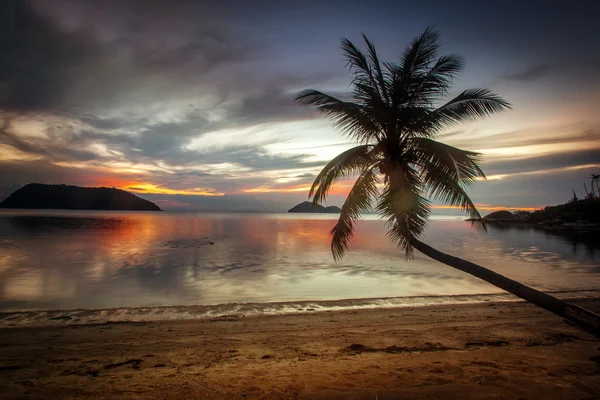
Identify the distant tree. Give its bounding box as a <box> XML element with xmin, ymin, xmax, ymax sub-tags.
<box><xmin>584</xmin><ymin>182</ymin><xmax>597</xmax><ymax>200</ymax></box>
<box><xmin>513</xmin><ymin>210</ymin><xmax>532</xmax><ymax>220</ymax></box>
<box><xmin>296</xmin><ymin>28</ymin><xmax>600</xmax><ymax>335</ymax></box>
<box><xmin>570</xmin><ymin>189</ymin><xmax>579</xmax><ymax>203</ymax></box>
<box><xmin>592</xmin><ymin>174</ymin><xmax>600</xmax><ymax>197</ymax></box>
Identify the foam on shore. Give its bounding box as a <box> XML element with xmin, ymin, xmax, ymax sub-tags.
<box><xmin>2</xmin><ymin>290</ymin><xmax>599</xmax><ymax>328</ymax></box>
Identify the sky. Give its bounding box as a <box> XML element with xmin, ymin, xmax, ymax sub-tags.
<box><xmin>0</xmin><ymin>0</ymin><xmax>598</xmax><ymax>213</ymax></box>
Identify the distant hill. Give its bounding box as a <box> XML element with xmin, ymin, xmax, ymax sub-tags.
<box><xmin>483</xmin><ymin>210</ymin><xmax>517</xmax><ymax>221</ymax></box>
<box><xmin>0</xmin><ymin>183</ymin><xmax>161</xmax><ymax>211</ymax></box>
<box><xmin>288</xmin><ymin>201</ymin><xmax>341</xmax><ymax>213</ymax></box>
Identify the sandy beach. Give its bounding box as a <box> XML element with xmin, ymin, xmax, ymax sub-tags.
<box><xmin>1</xmin><ymin>299</ymin><xmax>599</xmax><ymax>399</ymax></box>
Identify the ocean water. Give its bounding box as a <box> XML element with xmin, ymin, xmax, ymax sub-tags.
<box><xmin>0</xmin><ymin>210</ymin><xmax>599</xmax><ymax>320</ymax></box>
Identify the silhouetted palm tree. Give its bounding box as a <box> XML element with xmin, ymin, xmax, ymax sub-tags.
<box><xmin>296</xmin><ymin>28</ymin><xmax>600</xmax><ymax>335</ymax></box>
<box><xmin>591</xmin><ymin>174</ymin><xmax>600</xmax><ymax>197</ymax></box>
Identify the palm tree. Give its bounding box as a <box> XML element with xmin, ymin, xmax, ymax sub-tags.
<box><xmin>295</xmin><ymin>28</ymin><xmax>600</xmax><ymax>336</ymax></box>
<box><xmin>591</xmin><ymin>174</ymin><xmax>600</xmax><ymax>197</ymax></box>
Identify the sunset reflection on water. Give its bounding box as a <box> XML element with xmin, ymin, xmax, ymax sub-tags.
<box><xmin>0</xmin><ymin>210</ymin><xmax>598</xmax><ymax>311</ymax></box>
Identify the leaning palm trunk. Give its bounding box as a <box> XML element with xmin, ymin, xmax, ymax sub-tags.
<box><xmin>411</xmin><ymin>238</ymin><xmax>600</xmax><ymax>336</ymax></box>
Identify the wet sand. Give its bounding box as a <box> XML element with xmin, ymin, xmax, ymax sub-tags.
<box><xmin>1</xmin><ymin>299</ymin><xmax>599</xmax><ymax>399</ymax></box>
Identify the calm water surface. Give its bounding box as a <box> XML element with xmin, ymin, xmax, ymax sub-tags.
<box><xmin>0</xmin><ymin>210</ymin><xmax>599</xmax><ymax>312</ymax></box>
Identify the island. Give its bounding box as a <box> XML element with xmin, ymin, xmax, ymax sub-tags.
<box><xmin>0</xmin><ymin>183</ymin><xmax>162</xmax><ymax>211</ymax></box>
<box><xmin>467</xmin><ymin>198</ymin><xmax>599</xmax><ymax>231</ymax></box>
<box><xmin>288</xmin><ymin>201</ymin><xmax>341</xmax><ymax>213</ymax></box>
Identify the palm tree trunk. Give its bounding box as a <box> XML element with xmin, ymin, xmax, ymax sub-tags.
<box><xmin>411</xmin><ymin>238</ymin><xmax>600</xmax><ymax>336</ymax></box>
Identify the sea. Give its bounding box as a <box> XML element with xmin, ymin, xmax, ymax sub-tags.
<box><xmin>1</xmin><ymin>210</ymin><xmax>599</xmax><ymax>327</ymax></box>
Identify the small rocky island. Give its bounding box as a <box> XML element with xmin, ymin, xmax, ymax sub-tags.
<box><xmin>288</xmin><ymin>201</ymin><xmax>341</xmax><ymax>213</ymax></box>
<box><xmin>0</xmin><ymin>183</ymin><xmax>161</xmax><ymax>211</ymax></box>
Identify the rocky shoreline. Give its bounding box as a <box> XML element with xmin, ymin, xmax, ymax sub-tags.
<box><xmin>467</xmin><ymin>218</ymin><xmax>600</xmax><ymax>232</ymax></box>
<box><xmin>466</xmin><ymin>199</ymin><xmax>600</xmax><ymax>232</ymax></box>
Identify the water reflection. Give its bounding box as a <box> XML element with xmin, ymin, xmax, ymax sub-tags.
<box><xmin>485</xmin><ymin>222</ymin><xmax>599</xmax><ymax>260</ymax></box>
<box><xmin>0</xmin><ymin>210</ymin><xmax>599</xmax><ymax>311</ymax></box>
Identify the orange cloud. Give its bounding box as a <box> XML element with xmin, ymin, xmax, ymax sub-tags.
<box><xmin>243</xmin><ymin>184</ymin><xmax>313</xmax><ymax>194</ymax></box>
<box><xmin>125</xmin><ymin>183</ymin><xmax>223</xmax><ymax>196</ymax></box>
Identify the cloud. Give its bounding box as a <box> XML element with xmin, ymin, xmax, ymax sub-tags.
<box><xmin>0</xmin><ymin>1</ymin><xmax>99</xmax><ymax>112</ymax></box>
<box><xmin>482</xmin><ymin>148</ymin><xmax>600</xmax><ymax>177</ymax></box>
<box><xmin>0</xmin><ymin>0</ymin><xmax>322</xmax><ymax>120</ymax></box>
<box><xmin>442</xmin><ymin>125</ymin><xmax>600</xmax><ymax>161</ymax></box>
<box><xmin>0</xmin><ymin>117</ymin><xmax>104</xmax><ymax>162</ymax></box>
<box><xmin>468</xmin><ymin>164</ymin><xmax>600</xmax><ymax>208</ymax></box>
<box><xmin>503</xmin><ymin>64</ymin><xmax>550</xmax><ymax>82</ymax></box>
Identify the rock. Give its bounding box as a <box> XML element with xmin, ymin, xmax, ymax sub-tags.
<box><xmin>288</xmin><ymin>201</ymin><xmax>341</xmax><ymax>213</ymax></box>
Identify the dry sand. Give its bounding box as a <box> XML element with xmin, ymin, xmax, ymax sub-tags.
<box><xmin>1</xmin><ymin>299</ymin><xmax>599</xmax><ymax>399</ymax></box>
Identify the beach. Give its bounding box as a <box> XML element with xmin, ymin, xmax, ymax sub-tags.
<box><xmin>1</xmin><ymin>299</ymin><xmax>599</xmax><ymax>399</ymax></box>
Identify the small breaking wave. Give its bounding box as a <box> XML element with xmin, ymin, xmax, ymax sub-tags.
<box><xmin>1</xmin><ymin>290</ymin><xmax>599</xmax><ymax>328</ymax></box>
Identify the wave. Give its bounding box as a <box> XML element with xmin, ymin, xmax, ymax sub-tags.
<box><xmin>1</xmin><ymin>290</ymin><xmax>599</xmax><ymax>328</ymax></box>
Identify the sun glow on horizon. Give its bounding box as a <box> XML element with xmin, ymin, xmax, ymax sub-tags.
<box><xmin>125</xmin><ymin>183</ymin><xmax>224</xmax><ymax>196</ymax></box>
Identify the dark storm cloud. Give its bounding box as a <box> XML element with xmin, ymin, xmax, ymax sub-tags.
<box><xmin>134</xmin><ymin>112</ymin><xmax>214</xmax><ymax>160</ymax></box>
<box><xmin>231</xmin><ymin>88</ymin><xmax>314</xmax><ymax>125</ymax></box>
<box><xmin>78</xmin><ymin>114</ymin><xmax>143</xmax><ymax>131</ymax></box>
<box><xmin>0</xmin><ymin>1</ymin><xmax>96</xmax><ymax>112</ymax></box>
<box><xmin>504</xmin><ymin>64</ymin><xmax>550</xmax><ymax>82</ymax></box>
<box><xmin>0</xmin><ymin>0</ymin><xmax>315</xmax><ymax>118</ymax></box>
<box><xmin>3</xmin><ymin>0</ymin><xmax>598</xmax><ymax>116</ymax></box>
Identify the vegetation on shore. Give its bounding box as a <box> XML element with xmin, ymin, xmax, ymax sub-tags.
<box><xmin>478</xmin><ymin>175</ymin><xmax>600</xmax><ymax>230</ymax></box>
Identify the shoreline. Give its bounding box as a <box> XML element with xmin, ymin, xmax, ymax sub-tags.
<box><xmin>3</xmin><ymin>289</ymin><xmax>600</xmax><ymax>329</ymax></box>
<box><xmin>466</xmin><ymin>218</ymin><xmax>600</xmax><ymax>232</ymax></box>
<box><xmin>1</xmin><ymin>298</ymin><xmax>599</xmax><ymax>399</ymax></box>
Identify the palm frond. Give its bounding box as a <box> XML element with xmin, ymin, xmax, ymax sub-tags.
<box><xmin>401</xmin><ymin>26</ymin><xmax>439</xmax><ymax>76</ymax></box>
<box><xmin>409</xmin><ymin>138</ymin><xmax>485</xmax><ymax>185</ymax></box>
<box><xmin>310</xmin><ymin>144</ymin><xmax>377</xmax><ymax>205</ymax></box>
<box><xmin>420</xmin><ymin>165</ymin><xmax>486</xmax><ymax>231</ymax></box>
<box><xmin>431</xmin><ymin>89</ymin><xmax>511</xmax><ymax>128</ymax></box>
<box><xmin>352</xmin><ymin>82</ymin><xmax>388</xmax><ymax>112</ymax></box>
<box><xmin>341</xmin><ymin>38</ymin><xmax>373</xmax><ymax>81</ymax></box>
<box><xmin>331</xmin><ymin>168</ymin><xmax>379</xmax><ymax>260</ymax></box>
<box><xmin>395</xmin><ymin>106</ymin><xmax>435</xmax><ymax>138</ymax></box>
<box><xmin>341</xmin><ymin>37</ymin><xmax>389</xmax><ymax>112</ymax></box>
<box><xmin>295</xmin><ymin>89</ymin><xmax>344</xmax><ymax>106</ymax></box>
<box><xmin>362</xmin><ymin>34</ymin><xmax>390</xmax><ymax>104</ymax></box>
<box><xmin>295</xmin><ymin>89</ymin><xmax>382</xmax><ymax>142</ymax></box>
<box><xmin>416</xmin><ymin>54</ymin><xmax>464</xmax><ymax>100</ymax></box>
